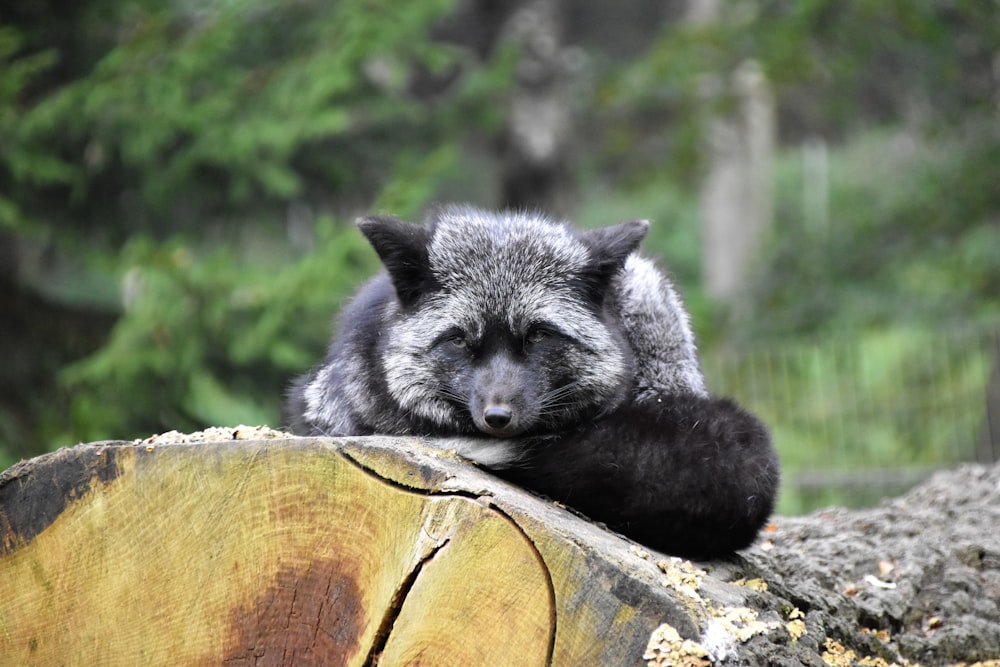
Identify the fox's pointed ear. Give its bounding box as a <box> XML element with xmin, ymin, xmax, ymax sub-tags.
<box><xmin>356</xmin><ymin>215</ymin><xmax>437</xmax><ymax>307</ymax></box>
<box><xmin>579</xmin><ymin>219</ymin><xmax>649</xmax><ymax>299</ymax></box>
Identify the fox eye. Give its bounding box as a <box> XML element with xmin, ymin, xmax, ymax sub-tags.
<box><xmin>524</xmin><ymin>325</ymin><xmax>555</xmax><ymax>347</ymax></box>
<box><xmin>435</xmin><ymin>329</ymin><xmax>469</xmax><ymax>351</ymax></box>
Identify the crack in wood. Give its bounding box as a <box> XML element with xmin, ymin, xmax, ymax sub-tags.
<box><xmin>342</xmin><ymin>446</ymin><xmax>560</xmax><ymax>666</ymax></box>
<box><xmin>339</xmin><ymin>447</ymin><xmax>452</xmax><ymax>495</ymax></box>
<box><xmin>361</xmin><ymin>537</ymin><xmax>452</xmax><ymax>667</ymax></box>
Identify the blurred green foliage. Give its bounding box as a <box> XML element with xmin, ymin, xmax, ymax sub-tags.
<box><xmin>748</xmin><ymin>125</ymin><xmax>1000</xmax><ymax>340</ymax></box>
<box><xmin>2</xmin><ymin>0</ymin><xmax>499</xmax><ymax>242</ymax></box>
<box><xmin>595</xmin><ymin>0</ymin><xmax>1000</xmax><ymax>188</ymax></box>
<box><xmin>59</xmin><ymin>218</ymin><xmax>377</xmax><ymax>444</ymax></box>
<box><xmin>2</xmin><ymin>0</ymin><xmax>999</xmax><ymax>515</ymax></box>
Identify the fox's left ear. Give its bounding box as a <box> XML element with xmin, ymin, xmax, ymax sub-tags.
<box><xmin>356</xmin><ymin>215</ymin><xmax>436</xmax><ymax>308</ymax></box>
<box><xmin>579</xmin><ymin>219</ymin><xmax>649</xmax><ymax>299</ymax></box>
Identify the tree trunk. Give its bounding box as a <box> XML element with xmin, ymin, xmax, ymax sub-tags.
<box><xmin>699</xmin><ymin>60</ymin><xmax>775</xmax><ymax>305</ymax></box>
<box><xmin>3</xmin><ymin>434</ymin><xmax>999</xmax><ymax>665</ymax></box>
<box><xmin>499</xmin><ymin>0</ymin><xmax>574</xmax><ymax>217</ymax></box>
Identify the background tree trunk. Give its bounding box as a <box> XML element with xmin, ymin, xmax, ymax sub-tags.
<box><xmin>499</xmin><ymin>0</ymin><xmax>574</xmax><ymax>217</ymax></box>
<box><xmin>699</xmin><ymin>60</ymin><xmax>776</xmax><ymax>305</ymax></box>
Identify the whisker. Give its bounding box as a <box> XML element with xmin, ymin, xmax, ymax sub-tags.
<box><xmin>436</xmin><ymin>386</ymin><xmax>470</xmax><ymax>404</ymax></box>
<box><xmin>539</xmin><ymin>381</ymin><xmax>580</xmax><ymax>405</ymax></box>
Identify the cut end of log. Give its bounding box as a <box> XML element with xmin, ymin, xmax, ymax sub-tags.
<box><xmin>0</xmin><ymin>435</ymin><xmax>691</xmax><ymax>665</ymax></box>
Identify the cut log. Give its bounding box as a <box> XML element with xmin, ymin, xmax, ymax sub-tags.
<box><xmin>4</xmin><ymin>435</ymin><xmax>1000</xmax><ymax>666</ymax></box>
<box><xmin>0</xmin><ymin>435</ymin><xmax>699</xmax><ymax>665</ymax></box>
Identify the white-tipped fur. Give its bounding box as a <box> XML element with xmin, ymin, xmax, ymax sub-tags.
<box><xmin>614</xmin><ymin>255</ymin><xmax>707</xmax><ymax>400</ymax></box>
<box><xmin>423</xmin><ymin>437</ymin><xmax>525</xmax><ymax>469</ymax></box>
<box><xmin>290</xmin><ymin>205</ymin><xmax>706</xmax><ymax>464</ymax></box>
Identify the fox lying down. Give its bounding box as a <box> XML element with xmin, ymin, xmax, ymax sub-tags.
<box><xmin>286</xmin><ymin>204</ymin><xmax>779</xmax><ymax>557</ymax></box>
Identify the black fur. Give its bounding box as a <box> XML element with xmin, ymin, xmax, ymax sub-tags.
<box><xmin>497</xmin><ymin>395</ymin><xmax>778</xmax><ymax>557</ymax></box>
<box><xmin>356</xmin><ymin>215</ymin><xmax>438</xmax><ymax>308</ymax></box>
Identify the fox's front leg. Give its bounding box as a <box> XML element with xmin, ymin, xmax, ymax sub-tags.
<box><xmin>496</xmin><ymin>396</ymin><xmax>779</xmax><ymax>558</ymax></box>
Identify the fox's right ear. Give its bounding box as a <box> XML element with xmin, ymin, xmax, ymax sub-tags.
<box><xmin>578</xmin><ymin>219</ymin><xmax>649</xmax><ymax>302</ymax></box>
<box><xmin>356</xmin><ymin>215</ymin><xmax>437</xmax><ymax>308</ymax></box>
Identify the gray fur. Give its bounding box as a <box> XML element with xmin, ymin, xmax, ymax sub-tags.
<box><xmin>615</xmin><ymin>255</ymin><xmax>707</xmax><ymax>400</ymax></box>
<box><xmin>289</xmin><ymin>204</ymin><xmax>704</xmax><ymax>464</ymax></box>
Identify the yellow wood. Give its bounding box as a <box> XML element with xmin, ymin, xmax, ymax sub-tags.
<box><xmin>378</xmin><ymin>498</ymin><xmax>553</xmax><ymax>666</ymax></box>
<box><xmin>0</xmin><ymin>442</ymin><xmax>553</xmax><ymax>664</ymax></box>
<box><xmin>0</xmin><ymin>437</ymin><xmax>694</xmax><ymax>665</ymax></box>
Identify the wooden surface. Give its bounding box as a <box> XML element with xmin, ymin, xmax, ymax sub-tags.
<box><xmin>0</xmin><ymin>436</ymin><xmax>702</xmax><ymax>666</ymax></box>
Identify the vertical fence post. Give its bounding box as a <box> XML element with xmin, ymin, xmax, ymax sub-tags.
<box><xmin>977</xmin><ymin>329</ymin><xmax>1000</xmax><ymax>463</ymax></box>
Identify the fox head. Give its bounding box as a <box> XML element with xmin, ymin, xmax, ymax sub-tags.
<box><xmin>357</xmin><ymin>204</ymin><xmax>647</xmax><ymax>438</ymax></box>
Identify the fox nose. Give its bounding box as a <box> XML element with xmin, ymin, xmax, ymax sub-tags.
<box><xmin>483</xmin><ymin>405</ymin><xmax>513</xmax><ymax>429</ymax></box>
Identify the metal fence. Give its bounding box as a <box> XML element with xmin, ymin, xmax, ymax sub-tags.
<box><xmin>701</xmin><ymin>324</ymin><xmax>1000</xmax><ymax>514</ymax></box>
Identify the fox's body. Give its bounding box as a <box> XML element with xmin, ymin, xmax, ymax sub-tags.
<box><xmin>287</xmin><ymin>205</ymin><xmax>778</xmax><ymax>556</ymax></box>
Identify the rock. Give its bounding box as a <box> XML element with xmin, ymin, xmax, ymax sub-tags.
<box><xmin>726</xmin><ymin>462</ymin><xmax>1000</xmax><ymax>666</ymax></box>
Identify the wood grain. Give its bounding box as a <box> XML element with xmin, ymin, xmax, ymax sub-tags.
<box><xmin>0</xmin><ymin>436</ymin><xmax>697</xmax><ymax>665</ymax></box>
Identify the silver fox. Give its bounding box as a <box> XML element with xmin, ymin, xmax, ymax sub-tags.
<box><xmin>286</xmin><ymin>204</ymin><xmax>779</xmax><ymax>557</ymax></box>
